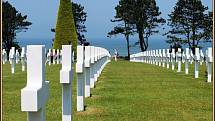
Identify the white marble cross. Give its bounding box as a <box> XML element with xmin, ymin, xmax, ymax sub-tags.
<box><xmin>53</xmin><ymin>49</ymin><xmax>56</xmax><ymax>65</ymax></box>
<box><xmin>21</xmin><ymin>47</ymin><xmax>26</xmax><ymax>71</ymax></box>
<box><xmin>114</xmin><ymin>49</ymin><xmax>117</xmax><ymax>61</ymax></box>
<box><xmin>98</xmin><ymin>48</ymin><xmax>102</xmax><ymax>79</ymax></box>
<box><xmin>57</xmin><ymin>49</ymin><xmax>60</xmax><ymax>64</ymax></box>
<box><xmin>9</xmin><ymin>48</ymin><xmax>12</xmax><ymax>64</ymax></box>
<box><xmin>96</xmin><ymin>47</ymin><xmax>100</xmax><ymax>79</ymax></box>
<box><xmin>141</xmin><ymin>52</ymin><xmax>144</xmax><ymax>63</ymax></box>
<box><xmin>194</xmin><ymin>48</ymin><xmax>200</xmax><ymax>78</ymax></box>
<box><xmin>151</xmin><ymin>51</ymin><xmax>154</xmax><ymax>64</ymax></box>
<box><xmin>152</xmin><ymin>50</ymin><xmax>156</xmax><ymax>65</ymax></box>
<box><xmin>177</xmin><ymin>48</ymin><xmax>182</xmax><ymax>72</ymax></box>
<box><xmin>84</xmin><ymin>46</ymin><xmax>91</xmax><ymax>98</ymax></box>
<box><xmin>185</xmin><ymin>48</ymin><xmax>190</xmax><ymax>74</ymax></box>
<box><xmin>97</xmin><ymin>48</ymin><xmax>102</xmax><ymax>77</ymax></box>
<box><xmin>205</xmin><ymin>50</ymin><xmax>208</xmax><ymax>67</ymax></box>
<box><xmin>16</xmin><ymin>50</ymin><xmax>20</xmax><ymax>63</ymax></box>
<box><xmin>182</xmin><ymin>51</ymin><xmax>185</xmax><ymax>63</ymax></box>
<box><xmin>60</xmin><ymin>45</ymin><xmax>73</xmax><ymax>121</ymax></box>
<box><xmin>171</xmin><ymin>49</ymin><xmax>175</xmax><ymax>70</ymax></box>
<box><xmin>100</xmin><ymin>48</ymin><xmax>106</xmax><ymax>72</ymax></box>
<box><xmin>76</xmin><ymin>45</ymin><xmax>85</xmax><ymax>111</ymax></box>
<box><xmin>207</xmin><ymin>48</ymin><xmax>213</xmax><ymax>82</ymax></box>
<box><xmin>148</xmin><ymin>51</ymin><xmax>150</xmax><ymax>64</ymax></box>
<box><xmin>158</xmin><ymin>49</ymin><xmax>162</xmax><ymax>66</ymax></box>
<box><xmin>145</xmin><ymin>51</ymin><xmax>148</xmax><ymax>63</ymax></box>
<box><xmin>166</xmin><ymin>49</ymin><xmax>170</xmax><ymax>69</ymax></box>
<box><xmin>146</xmin><ymin>51</ymin><xmax>149</xmax><ymax>63</ymax></box>
<box><xmin>90</xmin><ymin>46</ymin><xmax>95</xmax><ymax>88</ymax></box>
<box><xmin>2</xmin><ymin>49</ymin><xmax>7</xmax><ymax>64</ymax></box>
<box><xmin>162</xmin><ymin>49</ymin><xmax>166</xmax><ymax>67</ymax></box>
<box><xmin>155</xmin><ymin>50</ymin><xmax>159</xmax><ymax>65</ymax></box>
<box><xmin>94</xmin><ymin>47</ymin><xmax>98</xmax><ymax>82</ymax></box>
<box><xmin>200</xmin><ymin>50</ymin><xmax>204</xmax><ymax>65</ymax></box>
<box><xmin>21</xmin><ymin>45</ymin><xmax>49</xmax><ymax>121</ymax></box>
<box><xmin>10</xmin><ymin>47</ymin><xmax>15</xmax><ymax>74</ymax></box>
<box><xmin>47</xmin><ymin>49</ymin><xmax>51</xmax><ymax>66</ymax></box>
<box><xmin>190</xmin><ymin>50</ymin><xmax>194</xmax><ymax>64</ymax></box>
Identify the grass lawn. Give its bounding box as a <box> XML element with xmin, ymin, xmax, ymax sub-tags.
<box><xmin>2</xmin><ymin>60</ymin><xmax>212</xmax><ymax>121</ymax></box>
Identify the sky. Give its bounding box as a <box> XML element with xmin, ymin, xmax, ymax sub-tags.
<box><xmin>7</xmin><ymin>0</ymin><xmax>213</xmax><ymax>41</ymax></box>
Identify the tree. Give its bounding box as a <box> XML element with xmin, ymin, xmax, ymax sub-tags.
<box><xmin>72</xmin><ymin>2</ymin><xmax>89</xmax><ymax>45</ymax></box>
<box><xmin>165</xmin><ymin>0</ymin><xmax>212</xmax><ymax>54</ymax></box>
<box><xmin>54</xmin><ymin>0</ymin><xmax>78</xmax><ymax>56</ymax></box>
<box><xmin>129</xmin><ymin>0</ymin><xmax>165</xmax><ymax>51</ymax></box>
<box><xmin>2</xmin><ymin>1</ymin><xmax>32</xmax><ymax>55</ymax></box>
<box><xmin>108</xmin><ymin>0</ymin><xmax>135</xmax><ymax>60</ymax></box>
<box><xmin>202</xmin><ymin>11</ymin><xmax>213</xmax><ymax>41</ymax></box>
<box><xmin>52</xmin><ymin>2</ymin><xmax>88</xmax><ymax>46</ymax></box>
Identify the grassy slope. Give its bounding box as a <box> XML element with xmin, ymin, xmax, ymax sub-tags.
<box><xmin>2</xmin><ymin>60</ymin><xmax>212</xmax><ymax>121</ymax></box>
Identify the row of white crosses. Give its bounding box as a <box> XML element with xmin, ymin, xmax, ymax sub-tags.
<box><xmin>2</xmin><ymin>47</ymin><xmax>27</xmax><ymax>73</ymax></box>
<box><xmin>130</xmin><ymin>47</ymin><xmax>213</xmax><ymax>82</ymax></box>
<box><xmin>2</xmin><ymin>47</ymin><xmax>62</xmax><ymax>74</ymax></box>
<box><xmin>76</xmin><ymin>45</ymin><xmax>111</xmax><ymax>111</ymax></box>
<box><xmin>21</xmin><ymin>45</ymin><xmax>111</xmax><ymax>121</ymax></box>
<box><xmin>46</xmin><ymin>49</ymin><xmax>62</xmax><ymax>65</ymax></box>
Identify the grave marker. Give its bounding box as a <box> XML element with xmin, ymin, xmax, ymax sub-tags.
<box><xmin>200</xmin><ymin>50</ymin><xmax>204</xmax><ymax>65</ymax></box>
<box><xmin>182</xmin><ymin>51</ymin><xmax>185</xmax><ymax>63</ymax></box>
<box><xmin>153</xmin><ymin>50</ymin><xmax>156</xmax><ymax>65</ymax></box>
<box><xmin>76</xmin><ymin>45</ymin><xmax>85</xmax><ymax>111</ymax></box>
<box><xmin>90</xmin><ymin>46</ymin><xmax>95</xmax><ymax>88</ymax></box>
<box><xmin>21</xmin><ymin>47</ymin><xmax>26</xmax><ymax>71</ymax></box>
<box><xmin>10</xmin><ymin>47</ymin><xmax>15</xmax><ymax>74</ymax></box>
<box><xmin>57</xmin><ymin>49</ymin><xmax>60</xmax><ymax>64</ymax></box>
<box><xmin>205</xmin><ymin>50</ymin><xmax>208</xmax><ymax>67</ymax></box>
<box><xmin>53</xmin><ymin>49</ymin><xmax>56</xmax><ymax>65</ymax></box>
<box><xmin>84</xmin><ymin>46</ymin><xmax>91</xmax><ymax>98</ymax></box>
<box><xmin>158</xmin><ymin>49</ymin><xmax>162</xmax><ymax>66</ymax></box>
<box><xmin>21</xmin><ymin>45</ymin><xmax>49</xmax><ymax>121</ymax></box>
<box><xmin>207</xmin><ymin>48</ymin><xmax>213</xmax><ymax>82</ymax></box>
<box><xmin>162</xmin><ymin>49</ymin><xmax>166</xmax><ymax>67</ymax></box>
<box><xmin>97</xmin><ymin>47</ymin><xmax>101</xmax><ymax>78</ymax></box>
<box><xmin>16</xmin><ymin>50</ymin><xmax>20</xmax><ymax>63</ymax></box>
<box><xmin>94</xmin><ymin>47</ymin><xmax>98</xmax><ymax>82</ymax></box>
<box><xmin>47</xmin><ymin>49</ymin><xmax>51</xmax><ymax>66</ymax></box>
<box><xmin>9</xmin><ymin>48</ymin><xmax>13</xmax><ymax>64</ymax></box>
<box><xmin>60</xmin><ymin>45</ymin><xmax>73</xmax><ymax>121</ymax></box>
<box><xmin>190</xmin><ymin>50</ymin><xmax>194</xmax><ymax>64</ymax></box>
<box><xmin>149</xmin><ymin>51</ymin><xmax>152</xmax><ymax>63</ymax></box>
<box><xmin>177</xmin><ymin>48</ymin><xmax>182</xmax><ymax>72</ymax></box>
<box><xmin>155</xmin><ymin>50</ymin><xmax>158</xmax><ymax>65</ymax></box>
<box><xmin>166</xmin><ymin>49</ymin><xmax>170</xmax><ymax>69</ymax></box>
<box><xmin>2</xmin><ymin>49</ymin><xmax>7</xmax><ymax>64</ymax></box>
<box><xmin>194</xmin><ymin>48</ymin><xmax>200</xmax><ymax>78</ymax></box>
<box><xmin>171</xmin><ymin>49</ymin><xmax>175</xmax><ymax>70</ymax></box>
<box><xmin>185</xmin><ymin>48</ymin><xmax>190</xmax><ymax>74</ymax></box>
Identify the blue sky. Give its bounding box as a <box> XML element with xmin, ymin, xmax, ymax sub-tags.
<box><xmin>7</xmin><ymin>0</ymin><xmax>212</xmax><ymax>40</ymax></box>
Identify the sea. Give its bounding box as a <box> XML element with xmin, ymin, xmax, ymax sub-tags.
<box><xmin>17</xmin><ymin>38</ymin><xmax>212</xmax><ymax>56</ymax></box>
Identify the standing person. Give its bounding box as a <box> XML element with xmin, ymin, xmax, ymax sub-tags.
<box><xmin>114</xmin><ymin>49</ymin><xmax>118</xmax><ymax>61</ymax></box>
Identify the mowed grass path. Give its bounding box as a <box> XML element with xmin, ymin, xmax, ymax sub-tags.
<box><xmin>3</xmin><ymin>60</ymin><xmax>212</xmax><ymax>121</ymax></box>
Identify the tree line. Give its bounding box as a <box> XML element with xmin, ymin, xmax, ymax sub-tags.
<box><xmin>2</xmin><ymin>0</ymin><xmax>213</xmax><ymax>60</ymax></box>
<box><xmin>108</xmin><ymin>0</ymin><xmax>213</xmax><ymax>60</ymax></box>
